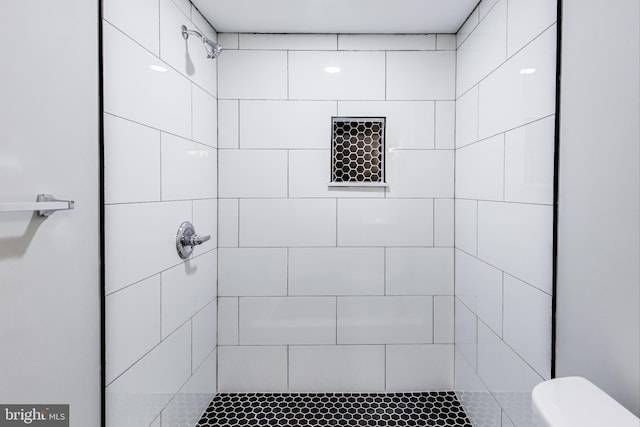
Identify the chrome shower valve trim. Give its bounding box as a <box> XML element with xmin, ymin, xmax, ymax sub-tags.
<box><xmin>176</xmin><ymin>221</ymin><xmax>211</xmax><ymax>259</ymax></box>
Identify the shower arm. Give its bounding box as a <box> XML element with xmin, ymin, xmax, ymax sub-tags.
<box><xmin>181</xmin><ymin>25</ymin><xmax>206</xmax><ymax>42</ymax></box>
<box><xmin>181</xmin><ymin>25</ymin><xmax>222</xmax><ymax>59</ymax></box>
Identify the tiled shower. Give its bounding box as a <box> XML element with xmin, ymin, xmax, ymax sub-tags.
<box><xmin>103</xmin><ymin>0</ymin><xmax>219</xmax><ymax>425</ymax></box>
<box><xmin>102</xmin><ymin>0</ymin><xmax>557</xmax><ymax>426</ymax></box>
<box><xmin>216</xmin><ymin>31</ymin><xmax>457</xmax><ymax>393</ymax></box>
<box><xmin>454</xmin><ymin>1</ymin><xmax>556</xmax><ymax>426</ymax></box>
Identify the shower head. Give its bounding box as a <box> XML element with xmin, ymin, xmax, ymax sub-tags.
<box><xmin>203</xmin><ymin>38</ymin><xmax>223</xmax><ymax>59</ymax></box>
<box><xmin>181</xmin><ymin>25</ymin><xmax>223</xmax><ymax>59</ymax></box>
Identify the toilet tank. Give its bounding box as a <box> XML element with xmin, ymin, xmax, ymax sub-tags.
<box><xmin>532</xmin><ymin>377</ymin><xmax>640</xmax><ymax>427</ymax></box>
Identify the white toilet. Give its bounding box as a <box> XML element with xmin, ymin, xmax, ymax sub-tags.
<box><xmin>532</xmin><ymin>376</ymin><xmax>640</xmax><ymax>427</ymax></box>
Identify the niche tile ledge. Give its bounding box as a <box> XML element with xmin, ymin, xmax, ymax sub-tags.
<box><xmin>327</xmin><ymin>182</ymin><xmax>388</xmax><ymax>188</ymax></box>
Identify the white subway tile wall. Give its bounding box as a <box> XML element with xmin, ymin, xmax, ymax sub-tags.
<box><xmin>454</xmin><ymin>347</ymin><xmax>503</xmax><ymax>427</ymax></box>
<box><xmin>338</xmin><ymin>34</ymin><xmax>436</xmax><ymax>51</ymax></box>
<box><xmin>218</xmin><ymin>248</ymin><xmax>288</xmax><ymax>296</ymax></box>
<box><xmin>218</xmin><ymin>50</ymin><xmax>288</xmax><ymax>99</ymax></box>
<box><xmin>435</xmin><ymin>100</ymin><xmax>456</xmax><ymax>149</ymax></box>
<box><xmin>289</xmin><ymin>51</ymin><xmax>386</xmax><ymax>100</ymax></box>
<box><xmin>288</xmin><ymin>346</ymin><xmax>386</xmax><ymax>392</ymax></box>
<box><xmin>455</xmin><ymin>200</ymin><xmax>478</xmax><ymax>255</ymax></box>
<box><xmin>455</xmin><ymin>135</ymin><xmax>505</xmax><ymax>201</ymax></box>
<box><xmin>106</xmin><ymin>323</ymin><xmax>193</xmax><ymax>427</ymax></box>
<box><xmin>218</xmin><ymin>32</ymin><xmax>456</xmax><ymax>393</ymax></box>
<box><xmin>104</xmin><ymin>0</ymin><xmax>556</xmax><ymax>413</ymax></box>
<box><xmin>239</xmin><ymin>297</ymin><xmax>336</xmax><ymax>345</ymax></box>
<box><xmin>386</xmin><ymin>345</ymin><xmax>454</xmax><ymax>391</ymax></box>
<box><xmin>454</xmin><ymin>1</ymin><xmax>557</xmax><ymax>426</ymax></box>
<box><xmin>103</xmin><ymin>0</ymin><xmax>217</xmax><ymax>425</ymax></box>
<box><xmin>218</xmin><ymin>346</ymin><xmax>288</xmax><ymax>392</ymax></box>
<box><xmin>288</xmin><ymin>248</ymin><xmax>385</xmax><ymax>296</ymax></box>
<box><xmin>105</xmin><ymin>275</ymin><xmax>161</xmax><ymax>384</ymax></box>
<box><xmin>386</xmin><ymin>51</ymin><xmax>456</xmax><ymax>100</ymax></box>
<box><xmin>456</xmin><ymin>0</ymin><xmax>507</xmax><ymax>98</ymax></box>
<box><xmin>103</xmin><ymin>114</ymin><xmax>161</xmax><ymax>204</ymax></box>
<box><xmin>161</xmin><ymin>350</ymin><xmax>217</xmax><ymax>426</ymax></box>
<box><xmin>385</xmin><ymin>248</ymin><xmax>454</xmax><ymax>296</ymax></box>
<box><xmin>161</xmin><ymin>250</ymin><xmax>218</xmax><ymax>339</ymax></box>
<box><xmin>337</xmin><ymin>296</ymin><xmax>434</xmax><ymax>344</ymax></box>
<box><xmin>455</xmin><ymin>85</ymin><xmax>479</xmax><ymax>148</ymax></box>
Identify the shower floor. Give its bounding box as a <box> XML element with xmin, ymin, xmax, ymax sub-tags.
<box><xmin>196</xmin><ymin>392</ymin><xmax>472</xmax><ymax>427</ymax></box>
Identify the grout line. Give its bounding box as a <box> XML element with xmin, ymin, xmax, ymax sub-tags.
<box><xmin>505</xmin><ymin>0</ymin><xmax>509</xmax><ymax>59</ymax></box>
<box><xmin>457</xmin><ymin>22</ymin><xmax>557</xmax><ymax>100</ymax></box>
<box><xmin>453</xmin><ymin>196</ymin><xmax>552</xmax><ymax>207</ymax></box>
<box><xmin>456</xmin><ymin>245</ymin><xmax>553</xmax><ymax>298</ymax></box>
<box><xmin>384</xmin><ymin>51</ymin><xmax>388</xmax><ymax>101</ymax></box>
<box><xmin>190</xmin><ymin>84</ymin><xmax>194</xmax><ymax>140</ymax></box>
<box><xmin>475</xmin><ymin>310</ymin><xmax>550</xmax><ymax>380</ymax></box>
<box><xmin>501</xmin><ymin>273</ymin><xmax>505</xmax><ymax>338</ymax></box>
<box><xmin>215</xmin><ymin>344</ymin><xmax>219</xmax><ymax>395</ymax></box>
<box><xmin>236</xmin><ymin>297</ymin><xmax>240</xmax><ymax>345</ymax></box>
<box><xmin>286</xmin><ymin>51</ymin><xmax>290</xmax><ymax>100</ymax></box>
<box><xmin>286</xmin><ymin>345</ymin><xmax>290</xmax><ymax>390</ymax></box>
<box><xmin>236</xmin><ymin>199</ymin><xmax>240</xmax><ymax>247</ymax></box>
<box><xmin>227</xmin><ymin>343</ymin><xmax>433</xmax><ymax>348</ymax></box>
<box><xmin>105</xmin><ymin>197</ymin><xmax>220</xmax><ymax>207</ymax></box>
<box><xmin>237</xmin><ymin>99</ymin><xmax>241</xmax><ymax>149</ymax></box>
<box><xmin>475</xmin><ymin>200</ymin><xmax>479</xmax><ymax>256</ymax></box>
<box><xmin>159</xmin><ymin>133</ymin><xmax>163</xmax><ymax>201</ymax></box>
<box><xmin>433</xmin><ymin>199</ymin><xmax>436</xmax><ymax>246</ymax></box>
<box><xmin>383</xmin><ymin>248</ymin><xmax>387</xmax><ymax>296</ymax></box>
<box><xmin>335</xmin><ymin>296</ymin><xmax>338</xmax><ymax>345</ymax></box>
<box><xmin>432</xmin><ymin>296</ymin><xmax>436</xmax><ymax>344</ymax></box>
<box><xmin>433</xmin><ymin>101</ymin><xmax>438</xmax><ymax>148</ymax></box>
<box><xmin>219</xmin><ymin>97</ymin><xmax>457</xmax><ymax>102</ymax></box>
<box><xmin>103</xmin><ymin>112</ymin><xmax>217</xmax><ymax>149</ymax></box>
<box><xmin>384</xmin><ymin>344</ymin><xmax>387</xmax><ymax>391</ymax></box>
<box><xmin>475</xmin><ymin>312</ymin><xmax>479</xmax><ymax>372</ymax></box>
<box><xmin>475</xmin><ymin>86</ymin><xmax>480</xmax><ymax>145</ymax></box>
<box><xmin>106</xmin><ymin>318</ymin><xmax>190</xmax><ymax>387</ymax></box>
<box><xmin>219</xmin><ymin>293</ymin><xmax>455</xmax><ymax>298</ymax></box>
<box><xmin>159</xmin><ymin>274</ymin><xmax>163</xmax><ymax>340</ymax></box>
<box><xmin>105</xmin><ymin>248</ymin><xmax>218</xmax><ymax>297</ymax></box>
<box><xmin>503</xmin><ymin>135</ymin><xmax>506</xmax><ymax>201</ymax></box>
<box><xmin>157</xmin><ymin>0</ymin><xmax>161</xmax><ymax>57</ymax></box>
<box><xmin>335</xmin><ymin>199</ymin><xmax>339</xmax><ymax>247</ymax></box>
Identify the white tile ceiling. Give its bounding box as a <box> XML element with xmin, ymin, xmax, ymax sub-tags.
<box><xmin>191</xmin><ymin>0</ymin><xmax>479</xmax><ymax>34</ymax></box>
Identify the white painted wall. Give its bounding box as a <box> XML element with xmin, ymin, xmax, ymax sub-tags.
<box><xmin>216</xmin><ymin>32</ymin><xmax>457</xmax><ymax>392</ymax></box>
<box><xmin>556</xmin><ymin>0</ymin><xmax>640</xmax><ymax>417</ymax></box>
<box><xmin>0</xmin><ymin>1</ymin><xmax>101</xmax><ymax>425</ymax></box>
<box><xmin>102</xmin><ymin>0</ymin><xmax>218</xmax><ymax>425</ymax></box>
<box><xmin>454</xmin><ymin>0</ymin><xmax>558</xmax><ymax>426</ymax></box>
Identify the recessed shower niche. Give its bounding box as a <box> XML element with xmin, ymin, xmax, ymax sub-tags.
<box><xmin>330</xmin><ymin>117</ymin><xmax>386</xmax><ymax>186</ymax></box>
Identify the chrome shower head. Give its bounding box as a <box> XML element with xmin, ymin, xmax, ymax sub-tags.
<box><xmin>181</xmin><ymin>25</ymin><xmax>223</xmax><ymax>59</ymax></box>
<box><xmin>203</xmin><ymin>38</ymin><xmax>223</xmax><ymax>59</ymax></box>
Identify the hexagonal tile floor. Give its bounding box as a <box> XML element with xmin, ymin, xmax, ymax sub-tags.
<box><xmin>196</xmin><ymin>392</ymin><xmax>472</xmax><ymax>426</ymax></box>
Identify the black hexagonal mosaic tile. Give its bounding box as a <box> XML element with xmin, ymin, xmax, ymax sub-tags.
<box><xmin>332</xmin><ymin>117</ymin><xmax>385</xmax><ymax>183</ymax></box>
<box><xmin>196</xmin><ymin>392</ymin><xmax>472</xmax><ymax>427</ymax></box>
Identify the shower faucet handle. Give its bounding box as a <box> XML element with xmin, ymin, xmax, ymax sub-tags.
<box><xmin>176</xmin><ymin>221</ymin><xmax>211</xmax><ymax>259</ymax></box>
<box><xmin>184</xmin><ymin>233</ymin><xmax>211</xmax><ymax>246</ymax></box>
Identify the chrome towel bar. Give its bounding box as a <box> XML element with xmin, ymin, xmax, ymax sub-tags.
<box><xmin>0</xmin><ymin>194</ymin><xmax>75</xmax><ymax>217</ymax></box>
